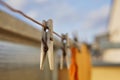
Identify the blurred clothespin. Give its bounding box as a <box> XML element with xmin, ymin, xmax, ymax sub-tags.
<box><xmin>66</xmin><ymin>33</ymin><xmax>71</xmax><ymax>69</ymax></box>
<box><xmin>73</xmin><ymin>34</ymin><xmax>80</xmax><ymax>52</ymax></box>
<box><xmin>40</xmin><ymin>19</ymin><xmax>54</xmax><ymax>70</ymax></box>
<box><xmin>60</xmin><ymin>33</ymin><xmax>71</xmax><ymax>69</ymax></box>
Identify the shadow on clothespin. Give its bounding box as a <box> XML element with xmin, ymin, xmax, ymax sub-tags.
<box><xmin>60</xmin><ymin>33</ymin><xmax>71</xmax><ymax>70</ymax></box>
<box><xmin>40</xmin><ymin>19</ymin><xmax>54</xmax><ymax>70</ymax></box>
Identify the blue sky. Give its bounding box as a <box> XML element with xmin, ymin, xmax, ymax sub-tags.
<box><xmin>0</xmin><ymin>0</ymin><xmax>112</xmax><ymax>43</ymax></box>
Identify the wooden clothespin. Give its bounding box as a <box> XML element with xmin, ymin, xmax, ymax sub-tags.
<box><xmin>40</xmin><ymin>19</ymin><xmax>54</xmax><ymax>70</ymax></box>
<box><xmin>66</xmin><ymin>33</ymin><xmax>71</xmax><ymax>69</ymax></box>
<box><xmin>73</xmin><ymin>35</ymin><xmax>80</xmax><ymax>52</ymax></box>
<box><xmin>60</xmin><ymin>33</ymin><xmax>71</xmax><ymax>69</ymax></box>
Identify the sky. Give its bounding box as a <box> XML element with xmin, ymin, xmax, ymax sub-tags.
<box><xmin>0</xmin><ymin>0</ymin><xmax>112</xmax><ymax>43</ymax></box>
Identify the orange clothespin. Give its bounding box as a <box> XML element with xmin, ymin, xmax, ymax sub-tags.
<box><xmin>60</xmin><ymin>33</ymin><xmax>71</xmax><ymax>69</ymax></box>
<box><xmin>40</xmin><ymin>19</ymin><xmax>54</xmax><ymax>70</ymax></box>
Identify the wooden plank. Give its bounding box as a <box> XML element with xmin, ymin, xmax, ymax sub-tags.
<box><xmin>0</xmin><ymin>10</ymin><xmax>41</xmax><ymax>41</ymax></box>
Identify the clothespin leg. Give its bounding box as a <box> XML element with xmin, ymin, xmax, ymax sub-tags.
<box><xmin>48</xmin><ymin>41</ymin><xmax>54</xmax><ymax>70</ymax></box>
<box><xmin>60</xmin><ymin>54</ymin><xmax>64</xmax><ymax>70</ymax></box>
<box><xmin>40</xmin><ymin>41</ymin><xmax>48</xmax><ymax>70</ymax></box>
<box><xmin>66</xmin><ymin>46</ymin><xmax>71</xmax><ymax>69</ymax></box>
<box><xmin>40</xmin><ymin>42</ymin><xmax>45</xmax><ymax>70</ymax></box>
<box><xmin>66</xmin><ymin>52</ymin><xmax>71</xmax><ymax>69</ymax></box>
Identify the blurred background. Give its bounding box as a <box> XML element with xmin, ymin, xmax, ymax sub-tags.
<box><xmin>0</xmin><ymin>0</ymin><xmax>120</xmax><ymax>80</ymax></box>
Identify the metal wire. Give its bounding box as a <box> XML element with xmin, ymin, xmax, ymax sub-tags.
<box><xmin>0</xmin><ymin>0</ymin><xmax>62</xmax><ymax>39</ymax></box>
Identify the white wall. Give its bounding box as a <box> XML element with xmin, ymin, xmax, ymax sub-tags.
<box><xmin>109</xmin><ymin>0</ymin><xmax>120</xmax><ymax>42</ymax></box>
<box><xmin>104</xmin><ymin>0</ymin><xmax>120</xmax><ymax>63</ymax></box>
<box><xmin>103</xmin><ymin>49</ymin><xmax>120</xmax><ymax>63</ymax></box>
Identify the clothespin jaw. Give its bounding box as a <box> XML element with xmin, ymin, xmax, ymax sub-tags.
<box><xmin>60</xmin><ymin>33</ymin><xmax>71</xmax><ymax>69</ymax></box>
<box><xmin>40</xmin><ymin>19</ymin><xmax>54</xmax><ymax>70</ymax></box>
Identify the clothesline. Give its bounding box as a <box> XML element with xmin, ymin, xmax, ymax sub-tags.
<box><xmin>0</xmin><ymin>0</ymin><xmax>62</xmax><ymax>39</ymax></box>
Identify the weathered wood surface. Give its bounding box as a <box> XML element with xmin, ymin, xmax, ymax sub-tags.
<box><xmin>0</xmin><ymin>10</ymin><xmax>61</xmax><ymax>47</ymax></box>
<box><xmin>0</xmin><ymin>41</ymin><xmax>53</xmax><ymax>80</ymax></box>
<box><xmin>0</xmin><ymin>11</ymin><xmax>41</xmax><ymax>41</ymax></box>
